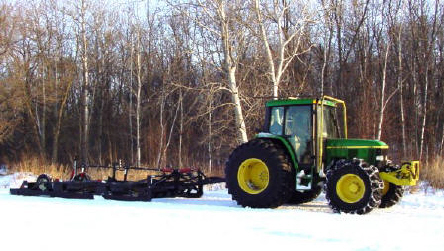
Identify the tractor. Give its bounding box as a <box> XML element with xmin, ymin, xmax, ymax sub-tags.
<box><xmin>225</xmin><ymin>96</ymin><xmax>419</xmax><ymax>214</ymax></box>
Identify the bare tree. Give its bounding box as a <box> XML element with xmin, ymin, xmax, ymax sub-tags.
<box><xmin>135</xmin><ymin>25</ymin><xmax>143</xmax><ymax>167</ymax></box>
<box><xmin>0</xmin><ymin>3</ymin><xmax>16</xmax><ymax>59</ymax></box>
<box><xmin>51</xmin><ymin>6</ymin><xmax>76</xmax><ymax>163</ymax></box>
<box><xmin>376</xmin><ymin>40</ymin><xmax>390</xmax><ymax>140</ymax></box>
<box><xmin>319</xmin><ymin>0</ymin><xmax>334</xmax><ymax>96</ymax></box>
<box><xmin>215</xmin><ymin>0</ymin><xmax>248</xmax><ymax>142</ymax></box>
<box><xmin>70</xmin><ymin>0</ymin><xmax>91</xmax><ymax>164</ymax></box>
<box><xmin>171</xmin><ymin>0</ymin><xmax>249</xmax><ymax>143</ymax></box>
<box><xmin>253</xmin><ymin>0</ymin><xmax>314</xmax><ymax>98</ymax></box>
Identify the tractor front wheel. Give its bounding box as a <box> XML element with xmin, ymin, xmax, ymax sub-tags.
<box><xmin>379</xmin><ymin>181</ymin><xmax>404</xmax><ymax>208</ymax></box>
<box><xmin>325</xmin><ymin>159</ymin><xmax>383</xmax><ymax>214</ymax></box>
<box><xmin>225</xmin><ymin>139</ymin><xmax>293</xmax><ymax>208</ymax></box>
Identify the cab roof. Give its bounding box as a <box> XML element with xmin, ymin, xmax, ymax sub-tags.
<box><xmin>266</xmin><ymin>97</ymin><xmax>338</xmax><ymax>107</ymax></box>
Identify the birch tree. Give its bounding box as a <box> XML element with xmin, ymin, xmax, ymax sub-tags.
<box><xmin>253</xmin><ymin>0</ymin><xmax>315</xmax><ymax>98</ymax></box>
<box><xmin>376</xmin><ymin>40</ymin><xmax>390</xmax><ymax>141</ymax></box>
<box><xmin>172</xmin><ymin>0</ymin><xmax>248</xmax><ymax>143</ymax></box>
<box><xmin>135</xmin><ymin>24</ymin><xmax>143</xmax><ymax>167</ymax></box>
<box><xmin>70</xmin><ymin>0</ymin><xmax>91</xmax><ymax>164</ymax></box>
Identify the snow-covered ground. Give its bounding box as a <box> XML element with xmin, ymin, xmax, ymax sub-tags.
<box><xmin>0</xmin><ymin>164</ymin><xmax>7</xmax><ymax>176</ymax></box>
<box><xmin>1</xmin><ymin>174</ymin><xmax>444</xmax><ymax>251</ymax></box>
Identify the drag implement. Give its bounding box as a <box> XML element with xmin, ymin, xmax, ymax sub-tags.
<box><xmin>10</xmin><ymin>161</ymin><xmax>224</xmax><ymax>202</ymax></box>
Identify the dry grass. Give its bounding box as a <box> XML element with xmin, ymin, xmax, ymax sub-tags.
<box><xmin>421</xmin><ymin>156</ymin><xmax>444</xmax><ymax>189</ymax></box>
<box><xmin>10</xmin><ymin>156</ymin><xmax>70</xmax><ymax>179</ymax></box>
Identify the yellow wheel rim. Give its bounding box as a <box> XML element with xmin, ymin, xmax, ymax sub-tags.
<box><xmin>237</xmin><ymin>158</ymin><xmax>269</xmax><ymax>194</ymax></box>
<box><xmin>382</xmin><ymin>180</ymin><xmax>390</xmax><ymax>196</ymax></box>
<box><xmin>336</xmin><ymin>174</ymin><xmax>366</xmax><ymax>203</ymax></box>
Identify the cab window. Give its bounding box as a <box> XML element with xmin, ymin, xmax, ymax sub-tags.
<box><xmin>320</xmin><ymin>106</ymin><xmax>340</xmax><ymax>138</ymax></box>
<box><xmin>269</xmin><ymin>107</ymin><xmax>284</xmax><ymax>135</ymax></box>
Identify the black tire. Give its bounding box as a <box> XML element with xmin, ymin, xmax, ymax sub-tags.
<box><xmin>379</xmin><ymin>182</ymin><xmax>404</xmax><ymax>208</ymax></box>
<box><xmin>287</xmin><ymin>186</ymin><xmax>322</xmax><ymax>204</ymax></box>
<box><xmin>325</xmin><ymin>159</ymin><xmax>383</xmax><ymax>214</ymax></box>
<box><xmin>36</xmin><ymin>174</ymin><xmax>52</xmax><ymax>191</ymax></box>
<box><xmin>225</xmin><ymin>139</ymin><xmax>293</xmax><ymax>208</ymax></box>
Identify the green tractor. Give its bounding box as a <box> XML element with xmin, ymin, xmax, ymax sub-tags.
<box><xmin>225</xmin><ymin>96</ymin><xmax>419</xmax><ymax>214</ymax></box>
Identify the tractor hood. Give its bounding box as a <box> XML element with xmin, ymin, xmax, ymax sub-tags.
<box><xmin>325</xmin><ymin>138</ymin><xmax>389</xmax><ymax>149</ymax></box>
<box><xmin>325</xmin><ymin>139</ymin><xmax>388</xmax><ymax>166</ymax></box>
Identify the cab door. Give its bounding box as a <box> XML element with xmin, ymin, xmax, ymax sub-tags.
<box><xmin>283</xmin><ymin>105</ymin><xmax>314</xmax><ymax>168</ymax></box>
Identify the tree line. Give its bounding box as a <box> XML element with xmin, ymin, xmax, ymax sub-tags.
<box><xmin>0</xmin><ymin>0</ymin><xmax>443</xmax><ymax>173</ymax></box>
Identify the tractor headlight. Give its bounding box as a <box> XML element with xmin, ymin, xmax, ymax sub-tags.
<box><xmin>376</xmin><ymin>155</ymin><xmax>384</xmax><ymax>161</ymax></box>
<box><xmin>375</xmin><ymin>148</ymin><xmax>388</xmax><ymax>162</ymax></box>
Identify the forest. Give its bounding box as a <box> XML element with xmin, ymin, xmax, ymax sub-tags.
<box><xmin>0</xmin><ymin>0</ymin><xmax>443</xmax><ymax>183</ymax></box>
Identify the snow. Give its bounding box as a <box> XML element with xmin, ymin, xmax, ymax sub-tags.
<box><xmin>0</xmin><ymin>173</ymin><xmax>36</xmax><ymax>189</ymax></box>
<box><xmin>0</xmin><ymin>164</ymin><xmax>7</xmax><ymax>176</ymax></box>
<box><xmin>1</xmin><ymin>174</ymin><xmax>444</xmax><ymax>251</ymax></box>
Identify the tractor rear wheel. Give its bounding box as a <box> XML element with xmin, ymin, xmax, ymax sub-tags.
<box><xmin>379</xmin><ymin>181</ymin><xmax>404</xmax><ymax>208</ymax></box>
<box><xmin>287</xmin><ymin>186</ymin><xmax>322</xmax><ymax>204</ymax></box>
<box><xmin>325</xmin><ymin>159</ymin><xmax>383</xmax><ymax>214</ymax></box>
<box><xmin>225</xmin><ymin>139</ymin><xmax>293</xmax><ymax>208</ymax></box>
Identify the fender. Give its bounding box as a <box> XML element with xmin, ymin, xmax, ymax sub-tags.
<box><xmin>256</xmin><ymin>132</ymin><xmax>299</xmax><ymax>172</ymax></box>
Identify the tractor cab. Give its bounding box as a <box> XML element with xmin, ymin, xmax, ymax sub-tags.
<box><xmin>261</xmin><ymin>96</ymin><xmax>346</xmax><ymax>174</ymax></box>
<box><xmin>268</xmin><ymin>104</ymin><xmax>313</xmax><ymax>166</ymax></box>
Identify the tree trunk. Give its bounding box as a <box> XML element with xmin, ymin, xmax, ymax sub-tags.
<box><xmin>334</xmin><ymin>0</ymin><xmax>344</xmax><ymax>97</ymax></box>
<box><xmin>136</xmin><ymin>28</ymin><xmax>142</xmax><ymax>167</ymax></box>
<box><xmin>254</xmin><ymin>0</ymin><xmax>277</xmax><ymax>98</ymax></box>
<box><xmin>219</xmin><ymin>5</ymin><xmax>247</xmax><ymax>143</ymax></box>
<box><xmin>397</xmin><ymin>24</ymin><xmax>407</xmax><ymax>158</ymax></box>
<box><xmin>51</xmin><ymin>62</ymin><xmax>59</xmax><ymax>164</ymax></box>
<box><xmin>440</xmin><ymin>123</ymin><xmax>444</xmax><ymax>157</ymax></box>
<box><xmin>41</xmin><ymin>65</ymin><xmax>46</xmax><ymax>157</ymax></box>
<box><xmin>98</xmin><ymin>93</ymin><xmax>104</xmax><ymax>165</ymax></box>
<box><xmin>80</xmin><ymin>0</ymin><xmax>89</xmax><ymax>165</ymax></box>
<box><xmin>162</xmin><ymin>93</ymin><xmax>180</xmax><ymax>168</ymax></box>
<box><xmin>321</xmin><ymin>31</ymin><xmax>332</xmax><ymax>96</ymax></box>
<box><xmin>22</xmin><ymin>77</ymin><xmax>44</xmax><ymax>157</ymax></box>
<box><xmin>52</xmin><ymin>68</ymin><xmax>72</xmax><ymax>164</ymax></box>
<box><xmin>156</xmin><ymin>92</ymin><xmax>165</xmax><ymax>169</ymax></box>
<box><xmin>178</xmin><ymin>89</ymin><xmax>183</xmax><ymax>168</ymax></box>
<box><xmin>419</xmin><ymin>66</ymin><xmax>428</xmax><ymax>161</ymax></box>
<box><xmin>377</xmin><ymin>42</ymin><xmax>390</xmax><ymax>140</ymax></box>
<box><xmin>228</xmin><ymin>70</ymin><xmax>248</xmax><ymax>143</ymax></box>
<box><xmin>208</xmin><ymin>97</ymin><xmax>213</xmax><ymax>174</ymax></box>
<box><xmin>412</xmin><ymin>57</ymin><xmax>418</xmax><ymax>157</ymax></box>
<box><xmin>129</xmin><ymin>34</ymin><xmax>134</xmax><ymax>165</ymax></box>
